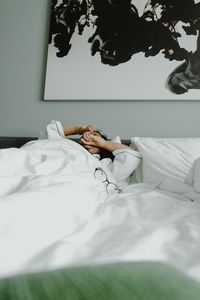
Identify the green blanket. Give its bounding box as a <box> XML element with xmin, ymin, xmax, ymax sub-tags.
<box><xmin>0</xmin><ymin>262</ymin><xmax>200</xmax><ymax>300</ymax></box>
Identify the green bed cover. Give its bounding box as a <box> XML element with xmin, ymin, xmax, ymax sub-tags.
<box><xmin>0</xmin><ymin>262</ymin><xmax>200</xmax><ymax>300</ymax></box>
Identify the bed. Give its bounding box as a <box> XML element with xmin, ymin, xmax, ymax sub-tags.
<box><xmin>1</xmin><ymin>135</ymin><xmax>200</xmax><ymax>299</ymax></box>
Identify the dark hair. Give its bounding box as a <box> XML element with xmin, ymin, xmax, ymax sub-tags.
<box><xmin>95</xmin><ymin>130</ymin><xmax>115</xmax><ymax>161</ymax></box>
<box><xmin>168</xmin><ymin>78</ymin><xmax>188</xmax><ymax>95</ymax></box>
<box><xmin>166</xmin><ymin>62</ymin><xmax>188</xmax><ymax>95</ymax></box>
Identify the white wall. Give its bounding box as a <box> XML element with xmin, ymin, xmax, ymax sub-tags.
<box><xmin>0</xmin><ymin>0</ymin><xmax>200</xmax><ymax>139</ymax></box>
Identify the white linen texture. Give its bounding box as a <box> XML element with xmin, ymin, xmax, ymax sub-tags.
<box><xmin>158</xmin><ymin>156</ymin><xmax>200</xmax><ymax>202</ymax></box>
<box><xmin>131</xmin><ymin>137</ymin><xmax>200</xmax><ymax>184</ymax></box>
<box><xmin>1</xmin><ymin>126</ymin><xmax>200</xmax><ymax>285</ymax></box>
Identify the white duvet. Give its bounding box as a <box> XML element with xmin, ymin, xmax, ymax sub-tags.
<box><xmin>1</xmin><ymin>138</ymin><xmax>200</xmax><ymax>283</ymax></box>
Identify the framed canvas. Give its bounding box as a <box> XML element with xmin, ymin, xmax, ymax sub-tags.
<box><xmin>44</xmin><ymin>0</ymin><xmax>200</xmax><ymax>100</ymax></box>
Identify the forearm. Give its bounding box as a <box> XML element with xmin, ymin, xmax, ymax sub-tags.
<box><xmin>101</xmin><ymin>140</ymin><xmax>135</xmax><ymax>152</ymax></box>
<box><xmin>62</xmin><ymin>124</ymin><xmax>81</xmax><ymax>136</ymax></box>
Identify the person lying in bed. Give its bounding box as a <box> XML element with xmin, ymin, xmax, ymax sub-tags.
<box><xmin>62</xmin><ymin>123</ymin><xmax>136</xmax><ymax>157</ymax></box>
<box><xmin>42</xmin><ymin>120</ymin><xmax>142</xmax><ymax>188</ymax></box>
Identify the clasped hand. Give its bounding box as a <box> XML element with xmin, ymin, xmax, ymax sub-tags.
<box><xmin>79</xmin><ymin>126</ymin><xmax>106</xmax><ymax>150</ymax></box>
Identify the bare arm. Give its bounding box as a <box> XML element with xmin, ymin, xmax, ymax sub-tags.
<box><xmin>81</xmin><ymin>133</ymin><xmax>136</xmax><ymax>152</ymax></box>
<box><xmin>62</xmin><ymin>124</ymin><xmax>94</xmax><ymax>136</ymax></box>
<box><xmin>101</xmin><ymin>140</ymin><xmax>134</xmax><ymax>152</ymax></box>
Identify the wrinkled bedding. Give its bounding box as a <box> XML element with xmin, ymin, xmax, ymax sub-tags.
<box><xmin>0</xmin><ymin>138</ymin><xmax>200</xmax><ymax>283</ymax></box>
<box><xmin>157</xmin><ymin>156</ymin><xmax>200</xmax><ymax>202</ymax></box>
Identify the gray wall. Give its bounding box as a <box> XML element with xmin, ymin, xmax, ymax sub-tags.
<box><xmin>0</xmin><ymin>0</ymin><xmax>200</xmax><ymax>139</ymax></box>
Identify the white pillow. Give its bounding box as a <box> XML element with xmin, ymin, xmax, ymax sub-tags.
<box><xmin>131</xmin><ymin>137</ymin><xmax>200</xmax><ymax>185</ymax></box>
<box><xmin>111</xmin><ymin>136</ymin><xmax>121</xmax><ymax>143</ymax></box>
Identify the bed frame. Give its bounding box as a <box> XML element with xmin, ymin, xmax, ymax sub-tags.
<box><xmin>0</xmin><ymin>137</ymin><xmax>38</xmax><ymax>149</ymax></box>
<box><xmin>0</xmin><ymin>137</ymin><xmax>131</xmax><ymax>149</ymax></box>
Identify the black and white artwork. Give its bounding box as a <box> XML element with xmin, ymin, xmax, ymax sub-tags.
<box><xmin>44</xmin><ymin>0</ymin><xmax>200</xmax><ymax>100</ymax></box>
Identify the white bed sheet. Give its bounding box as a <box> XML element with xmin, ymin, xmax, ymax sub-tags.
<box><xmin>0</xmin><ymin>139</ymin><xmax>200</xmax><ymax>282</ymax></box>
